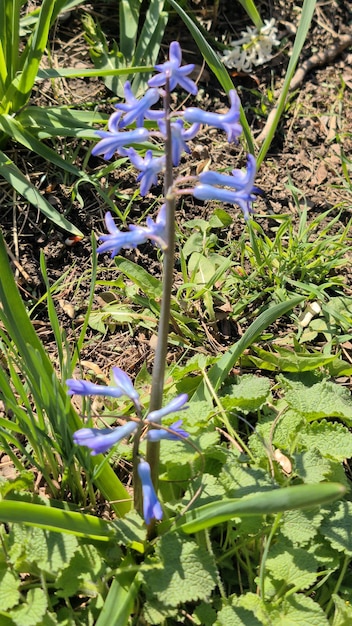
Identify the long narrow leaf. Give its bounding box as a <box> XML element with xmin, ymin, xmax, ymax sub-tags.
<box><xmin>0</xmin><ymin>500</ymin><xmax>112</xmax><ymax>540</ymax></box>
<box><xmin>96</xmin><ymin>573</ymin><xmax>140</xmax><ymax>626</ymax></box>
<box><xmin>177</xmin><ymin>483</ymin><xmax>346</xmax><ymax>533</ymax></box>
<box><xmin>0</xmin><ymin>231</ymin><xmax>131</xmax><ymax>516</ymax></box>
<box><xmin>257</xmin><ymin>0</ymin><xmax>317</xmax><ymax>166</ymax></box>
<box><xmin>167</xmin><ymin>0</ymin><xmax>255</xmax><ymax>155</ymax></box>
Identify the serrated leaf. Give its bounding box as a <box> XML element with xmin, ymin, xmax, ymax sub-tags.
<box><xmin>56</xmin><ymin>544</ymin><xmax>105</xmax><ymax>598</ymax></box>
<box><xmin>294</xmin><ymin>449</ymin><xmax>331</xmax><ymax>484</ymax></box>
<box><xmin>265</xmin><ymin>541</ymin><xmax>318</xmax><ymax>590</ymax></box>
<box><xmin>9</xmin><ymin>588</ymin><xmax>47</xmax><ymax>626</ymax></box>
<box><xmin>299</xmin><ymin>421</ymin><xmax>352</xmax><ymax>462</ymax></box>
<box><xmin>215</xmin><ymin>603</ymin><xmax>263</xmax><ymax>625</ymax></box>
<box><xmin>0</xmin><ymin>566</ymin><xmax>20</xmax><ymax>611</ymax></box>
<box><xmin>280</xmin><ymin>377</ymin><xmax>352</xmax><ymax>423</ymax></box>
<box><xmin>331</xmin><ymin>593</ymin><xmax>352</xmax><ymax>626</ymax></box>
<box><xmin>221</xmin><ymin>375</ymin><xmax>271</xmax><ymax>412</ymax></box>
<box><xmin>142</xmin><ymin>534</ymin><xmax>217</xmax><ymax>606</ymax></box>
<box><xmin>8</xmin><ymin>525</ymin><xmax>78</xmax><ymax>575</ymax></box>
<box><xmin>219</xmin><ymin>456</ymin><xmax>275</xmax><ymax>498</ymax></box>
<box><xmin>270</xmin><ymin>593</ymin><xmax>329</xmax><ymax>625</ymax></box>
<box><xmin>280</xmin><ymin>508</ymin><xmax>323</xmax><ymax>546</ymax></box>
<box><xmin>320</xmin><ymin>501</ymin><xmax>352</xmax><ymax>555</ymax></box>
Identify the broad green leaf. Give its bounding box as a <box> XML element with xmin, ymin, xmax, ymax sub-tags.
<box><xmin>0</xmin><ymin>150</ymin><xmax>82</xmax><ymax>235</ymax></box>
<box><xmin>280</xmin><ymin>508</ymin><xmax>323</xmax><ymax>547</ymax></box>
<box><xmin>331</xmin><ymin>594</ymin><xmax>352</xmax><ymax>626</ymax></box>
<box><xmin>9</xmin><ymin>587</ymin><xmax>47</xmax><ymax>626</ymax></box>
<box><xmin>9</xmin><ymin>525</ymin><xmax>78</xmax><ymax>575</ymax></box>
<box><xmin>0</xmin><ymin>566</ymin><xmax>20</xmax><ymax>611</ymax></box>
<box><xmin>280</xmin><ymin>377</ymin><xmax>352</xmax><ymax>423</ymax></box>
<box><xmin>142</xmin><ymin>534</ymin><xmax>218</xmax><ymax>606</ymax></box>
<box><xmin>271</xmin><ymin>593</ymin><xmax>329</xmax><ymax>625</ymax></box>
<box><xmin>265</xmin><ymin>540</ymin><xmax>318</xmax><ymax>589</ymax></box>
<box><xmin>298</xmin><ymin>421</ymin><xmax>352</xmax><ymax>462</ymax></box>
<box><xmin>221</xmin><ymin>374</ymin><xmax>271</xmax><ymax>412</ymax></box>
<box><xmin>177</xmin><ymin>483</ymin><xmax>346</xmax><ymax>533</ymax></box>
<box><xmin>215</xmin><ymin>603</ymin><xmax>263</xmax><ymax>626</ymax></box>
<box><xmin>321</xmin><ymin>501</ymin><xmax>352</xmax><ymax>555</ymax></box>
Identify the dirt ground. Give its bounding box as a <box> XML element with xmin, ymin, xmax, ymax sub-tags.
<box><xmin>3</xmin><ymin>0</ymin><xmax>352</xmax><ymax>377</ymax></box>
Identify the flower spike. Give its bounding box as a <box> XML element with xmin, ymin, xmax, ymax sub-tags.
<box><xmin>97</xmin><ymin>209</ymin><xmax>167</xmax><ymax>258</ymax></box>
<box><xmin>115</xmin><ymin>82</ymin><xmax>163</xmax><ymax>128</ymax></box>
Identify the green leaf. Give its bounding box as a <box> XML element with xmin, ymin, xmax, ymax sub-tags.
<box><xmin>95</xmin><ymin>570</ymin><xmax>139</xmax><ymax>626</ymax></box>
<box><xmin>9</xmin><ymin>525</ymin><xmax>78</xmax><ymax>575</ymax></box>
<box><xmin>9</xmin><ymin>587</ymin><xmax>47</xmax><ymax>626</ymax></box>
<box><xmin>294</xmin><ymin>449</ymin><xmax>332</xmax><ymax>484</ymax></box>
<box><xmin>331</xmin><ymin>594</ymin><xmax>352</xmax><ymax>626</ymax></box>
<box><xmin>114</xmin><ymin>257</ymin><xmax>163</xmax><ymax>298</ymax></box>
<box><xmin>177</xmin><ymin>483</ymin><xmax>346</xmax><ymax>533</ymax></box>
<box><xmin>249</xmin><ymin>345</ymin><xmax>337</xmax><ymax>372</ymax></box>
<box><xmin>298</xmin><ymin>420</ymin><xmax>352</xmax><ymax>461</ymax></box>
<box><xmin>280</xmin><ymin>377</ymin><xmax>352</xmax><ymax>423</ymax></box>
<box><xmin>167</xmin><ymin>0</ymin><xmax>255</xmax><ymax>153</ymax></box>
<box><xmin>257</xmin><ymin>0</ymin><xmax>317</xmax><ymax>166</ymax></box>
<box><xmin>265</xmin><ymin>540</ymin><xmax>318</xmax><ymax>590</ymax></box>
<box><xmin>321</xmin><ymin>501</ymin><xmax>352</xmax><ymax>555</ymax></box>
<box><xmin>280</xmin><ymin>508</ymin><xmax>323</xmax><ymax>547</ymax></box>
<box><xmin>142</xmin><ymin>534</ymin><xmax>218</xmax><ymax>606</ymax></box>
<box><xmin>0</xmin><ymin>500</ymin><xmax>112</xmax><ymax>541</ymax></box>
<box><xmin>215</xmin><ymin>603</ymin><xmax>263</xmax><ymax>626</ymax></box>
<box><xmin>0</xmin><ymin>565</ymin><xmax>20</xmax><ymax>611</ymax></box>
<box><xmin>221</xmin><ymin>374</ymin><xmax>271</xmax><ymax>412</ymax></box>
<box><xmin>271</xmin><ymin>593</ymin><xmax>329</xmax><ymax>625</ymax></box>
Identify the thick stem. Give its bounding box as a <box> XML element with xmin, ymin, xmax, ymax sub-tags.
<box><xmin>146</xmin><ymin>79</ymin><xmax>176</xmax><ymax>486</ymax></box>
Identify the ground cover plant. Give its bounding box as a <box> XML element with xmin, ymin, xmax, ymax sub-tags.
<box><xmin>0</xmin><ymin>1</ymin><xmax>351</xmax><ymax>625</ymax></box>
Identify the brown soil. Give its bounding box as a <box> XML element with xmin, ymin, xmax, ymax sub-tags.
<box><xmin>3</xmin><ymin>0</ymin><xmax>352</xmax><ymax>380</ymax></box>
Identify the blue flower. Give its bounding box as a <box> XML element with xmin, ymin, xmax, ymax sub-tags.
<box><xmin>115</xmin><ymin>82</ymin><xmax>163</xmax><ymax>128</ymax></box>
<box><xmin>147</xmin><ymin>393</ymin><xmax>189</xmax><ymax>423</ymax></box>
<box><xmin>148</xmin><ymin>41</ymin><xmax>198</xmax><ymax>95</ymax></box>
<box><xmin>66</xmin><ymin>366</ymin><xmax>140</xmax><ymax>408</ymax></box>
<box><xmin>183</xmin><ymin>90</ymin><xmax>242</xmax><ymax>142</ymax></box>
<box><xmin>138</xmin><ymin>459</ymin><xmax>163</xmax><ymax>524</ymax></box>
<box><xmin>97</xmin><ymin>208</ymin><xmax>167</xmax><ymax>258</ymax></box>
<box><xmin>158</xmin><ymin>119</ymin><xmax>200</xmax><ymax>166</ymax></box>
<box><xmin>91</xmin><ymin>127</ymin><xmax>150</xmax><ymax>160</ymax></box>
<box><xmin>73</xmin><ymin>421</ymin><xmax>137</xmax><ymax>455</ymax></box>
<box><xmin>124</xmin><ymin>148</ymin><xmax>165</xmax><ymax>195</ymax></box>
<box><xmin>147</xmin><ymin>419</ymin><xmax>189</xmax><ymax>441</ymax></box>
<box><xmin>192</xmin><ymin>154</ymin><xmax>257</xmax><ymax>220</ymax></box>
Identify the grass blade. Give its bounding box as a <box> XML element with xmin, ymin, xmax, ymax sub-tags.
<box><xmin>257</xmin><ymin>0</ymin><xmax>317</xmax><ymax>166</ymax></box>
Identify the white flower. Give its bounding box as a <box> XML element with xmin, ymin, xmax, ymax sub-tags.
<box><xmin>220</xmin><ymin>18</ymin><xmax>280</xmax><ymax>71</ymax></box>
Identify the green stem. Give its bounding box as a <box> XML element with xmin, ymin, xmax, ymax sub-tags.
<box><xmin>258</xmin><ymin>513</ymin><xmax>282</xmax><ymax>601</ymax></box>
<box><xmin>146</xmin><ymin>78</ymin><xmax>176</xmax><ymax>488</ymax></box>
